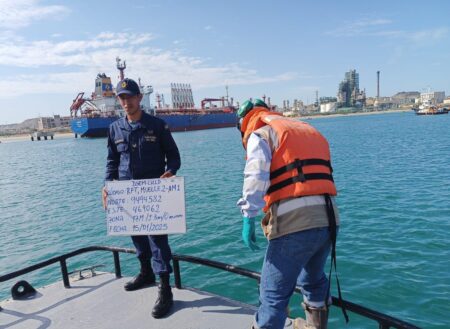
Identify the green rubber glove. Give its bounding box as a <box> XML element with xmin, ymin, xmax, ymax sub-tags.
<box><xmin>242</xmin><ymin>216</ymin><xmax>259</xmax><ymax>251</ymax></box>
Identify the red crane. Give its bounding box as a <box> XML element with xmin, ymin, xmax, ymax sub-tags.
<box><xmin>70</xmin><ymin>92</ymin><xmax>86</xmax><ymax>117</ymax></box>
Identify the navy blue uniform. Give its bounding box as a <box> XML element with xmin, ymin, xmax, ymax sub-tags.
<box><xmin>105</xmin><ymin>112</ymin><xmax>181</xmax><ymax>274</ymax></box>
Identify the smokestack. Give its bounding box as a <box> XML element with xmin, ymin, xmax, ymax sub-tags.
<box><xmin>377</xmin><ymin>71</ymin><xmax>380</xmax><ymax>99</ymax></box>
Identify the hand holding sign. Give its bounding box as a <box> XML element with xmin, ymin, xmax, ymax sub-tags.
<box><xmin>160</xmin><ymin>170</ymin><xmax>174</xmax><ymax>178</ymax></box>
<box><xmin>102</xmin><ymin>186</ymin><xmax>108</xmax><ymax>210</ymax></box>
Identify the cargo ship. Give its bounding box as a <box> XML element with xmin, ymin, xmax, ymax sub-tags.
<box><xmin>70</xmin><ymin>58</ymin><xmax>237</xmax><ymax>137</ymax></box>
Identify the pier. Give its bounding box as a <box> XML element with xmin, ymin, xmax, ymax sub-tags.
<box><xmin>30</xmin><ymin>131</ymin><xmax>54</xmax><ymax>141</ymax></box>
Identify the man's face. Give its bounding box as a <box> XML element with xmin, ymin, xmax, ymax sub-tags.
<box><xmin>117</xmin><ymin>93</ymin><xmax>143</xmax><ymax>116</ymax></box>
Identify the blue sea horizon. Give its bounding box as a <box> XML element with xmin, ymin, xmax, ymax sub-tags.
<box><xmin>1</xmin><ymin>111</ymin><xmax>449</xmax><ymax>328</ymax></box>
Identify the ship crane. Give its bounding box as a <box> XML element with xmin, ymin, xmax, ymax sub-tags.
<box><xmin>201</xmin><ymin>98</ymin><xmax>226</xmax><ymax>110</ymax></box>
<box><xmin>70</xmin><ymin>92</ymin><xmax>100</xmax><ymax>117</ymax></box>
<box><xmin>70</xmin><ymin>92</ymin><xmax>86</xmax><ymax>117</ymax></box>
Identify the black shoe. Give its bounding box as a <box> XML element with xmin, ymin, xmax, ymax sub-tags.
<box><xmin>124</xmin><ymin>272</ymin><xmax>156</xmax><ymax>291</ymax></box>
<box><xmin>151</xmin><ymin>285</ymin><xmax>173</xmax><ymax>318</ymax></box>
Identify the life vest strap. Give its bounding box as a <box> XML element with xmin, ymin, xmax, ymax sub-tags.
<box><xmin>266</xmin><ymin>173</ymin><xmax>334</xmax><ymax>195</ymax></box>
<box><xmin>270</xmin><ymin>158</ymin><xmax>333</xmax><ymax>180</ymax></box>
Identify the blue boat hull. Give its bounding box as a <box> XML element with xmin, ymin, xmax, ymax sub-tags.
<box><xmin>70</xmin><ymin>113</ymin><xmax>237</xmax><ymax>137</ymax></box>
<box><xmin>70</xmin><ymin>117</ymin><xmax>119</xmax><ymax>137</ymax></box>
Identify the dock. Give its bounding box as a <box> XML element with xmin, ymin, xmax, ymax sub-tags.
<box><xmin>30</xmin><ymin>131</ymin><xmax>54</xmax><ymax>141</ymax></box>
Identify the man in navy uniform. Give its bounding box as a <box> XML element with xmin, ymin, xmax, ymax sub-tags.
<box><xmin>102</xmin><ymin>78</ymin><xmax>181</xmax><ymax>318</ymax></box>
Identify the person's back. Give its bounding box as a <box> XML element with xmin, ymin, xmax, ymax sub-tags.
<box><xmin>252</xmin><ymin>122</ymin><xmax>339</xmax><ymax>241</ymax></box>
<box><xmin>236</xmin><ymin>99</ymin><xmax>343</xmax><ymax>329</ymax></box>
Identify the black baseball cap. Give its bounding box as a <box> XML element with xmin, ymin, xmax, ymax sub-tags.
<box><xmin>116</xmin><ymin>78</ymin><xmax>140</xmax><ymax>96</ymax></box>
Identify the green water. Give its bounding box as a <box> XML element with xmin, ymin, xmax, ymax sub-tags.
<box><xmin>1</xmin><ymin>112</ymin><xmax>449</xmax><ymax>328</ymax></box>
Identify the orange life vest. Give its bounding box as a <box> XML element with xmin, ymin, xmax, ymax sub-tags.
<box><xmin>241</xmin><ymin>110</ymin><xmax>337</xmax><ymax>212</ymax></box>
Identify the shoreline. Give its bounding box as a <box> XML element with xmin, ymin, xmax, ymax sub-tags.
<box><xmin>293</xmin><ymin>108</ymin><xmax>412</xmax><ymax>120</ymax></box>
<box><xmin>0</xmin><ymin>109</ymin><xmax>413</xmax><ymax>143</ymax></box>
<box><xmin>0</xmin><ymin>132</ymin><xmax>74</xmax><ymax>143</ymax></box>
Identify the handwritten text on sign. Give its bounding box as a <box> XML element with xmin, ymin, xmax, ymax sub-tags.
<box><xmin>105</xmin><ymin>177</ymin><xmax>186</xmax><ymax>236</ymax></box>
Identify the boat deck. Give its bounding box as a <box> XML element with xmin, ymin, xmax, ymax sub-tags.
<box><xmin>0</xmin><ymin>272</ymin><xmax>266</xmax><ymax>329</ymax></box>
<box><xmin>0</xmin><ymin>273</ymin><xmax>282</xmax><ymax>329</ymax></box>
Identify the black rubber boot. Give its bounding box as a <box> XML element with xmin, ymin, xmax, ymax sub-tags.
<box><xmin>124</xmin><ymin>257</ymin><xmax>156</xmax><ymax>291</ymax></box>
<box><xmin>151</xmin><ymin>273</ymin><xmax>173</xmax><ymax>318</ymax></box>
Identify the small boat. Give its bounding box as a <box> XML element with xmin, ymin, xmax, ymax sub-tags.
<box><xmin>415</xmin><ymin>106</ymin><xmax>448</xmax><ymax>115</ymax></box>
<box><xmin>414</xmin><ymin>100</ymin><xmax>449</xmax><ymax>115</ymax></box>
<box><xmin>0</xmin><ymin>245</ymin><xmax>422</xmax><ymax>328</ymax></box>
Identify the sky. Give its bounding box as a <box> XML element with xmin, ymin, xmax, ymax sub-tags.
<box><xmin>1</xmin><ymin>0</ymin><xmax>449</xmax><ymax>124</ymax></box>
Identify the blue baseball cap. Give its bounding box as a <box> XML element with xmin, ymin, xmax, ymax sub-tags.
<box><xmin>116</xmin><ymin>78</ymin><xmax>140</xmax><ymax>96</ymax></box>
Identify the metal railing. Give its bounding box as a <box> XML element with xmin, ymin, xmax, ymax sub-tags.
<box><xmin>0</xmin><ymin>246</ymin><xmax>421</xmax><ymax>329</ymax></box>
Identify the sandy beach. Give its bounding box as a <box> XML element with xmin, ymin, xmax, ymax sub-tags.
<box><xmin>0</xmin><ymin>132</ymin><xmax>74</xmax><ymax>143</ymax></box>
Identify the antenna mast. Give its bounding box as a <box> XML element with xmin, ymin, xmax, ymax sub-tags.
<box><xmin>116</xmin><ymin>57</ymin><xmax>126</xmax><ymax>80</ymax></box>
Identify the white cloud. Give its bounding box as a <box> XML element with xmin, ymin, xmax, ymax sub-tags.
<box><xmin>0</xmin><ymin>32</ymin><xmax>155</xmax><ymax>67</ymax></box>
<box><xmin>0</xmin><ymin>32</ymin><xmax>295</xmax><ymax>99</ymax></box>
<box><xmin>327</xmin><ymin>18</ymin><xmax>448</xmax><ymax>46</ymax></box>
<box><xmin>409</xmin><ymin>27</ymin><xmax>448</xmax><ymax>43</ymax></box>
<box><xmin>0</xmin><ymin>72</ymin><xmax>93</xmax><ymax>98</ymax></box>
<box><xmin>353</xmin><ymin>18</ymin><xmax>392</xmax><ymax>27</ymax></box>
<box><xmin>326</xmin><ymin>18</ymin><xmax>392</xmax><ymax>37</ymax></box>
<box><xmin>0</xmin><ymin>0</ymin><xmax>69</xmax><ymax>29</ymax></box>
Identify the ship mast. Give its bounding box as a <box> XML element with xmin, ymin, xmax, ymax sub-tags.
<box><xmin>116</xmin><ymin>57</ymin><xmax>126</xmax><ymax>80</ymax></box>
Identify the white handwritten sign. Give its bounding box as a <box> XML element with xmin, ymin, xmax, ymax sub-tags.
<box><xmin>105</xmin><ymin>177</ymin><xmax>186</xmax><ymax>236</ymax></box>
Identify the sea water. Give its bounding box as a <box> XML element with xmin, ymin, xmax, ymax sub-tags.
<box><xmin>0</xmin><ymin>112</ymin><xmax>449</xmax><ymax>328</ymax></box>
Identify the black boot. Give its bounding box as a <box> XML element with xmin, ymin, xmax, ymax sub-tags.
<box><xmin>124</xmin><ymin>257</ymin><xmax>156</xmax><ymax>291</ymax></box>
<box><xmin>151</xmin><ymin>273</ymin><xmax>173</xmax><ymax>318</ymax></box>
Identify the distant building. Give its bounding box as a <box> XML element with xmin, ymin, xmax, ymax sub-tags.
<box><xmin>373</xmin><ymin>96</ymin><xmax>394</xmax><ymax>110</ymax></box>
<box><xmin>337</xmin><ymin>69</ymin><xmax>366</xmax><ymax>108</ymax></box>
<box><xmin>282</xmin><ymin>100</ymin><xmax>291</xmax><ymax>111</ymax></box>
<box><xmin>304</xmin><ymin>104</ymin><xmax>319</xmax><ymax>113</ymax></box>
<box><xmin>38</xmin><ymin>115</ymin><xmax>71</xmax><ymax>130</ymax></box>
<box><xmin>420</xmin><ymin>91</ymin><xmax>445</xmax><ymax>105</ymax></box>
<box><xmin>320</xmin><ymin>103</ymin><xmax>337</xmax><ymax>113</ymax></box>
<box><xmin>319</xmin><ymin>96</ymin><xmax>337</xmax><ymax>104</ymax></box>
<box><xmin>292</xmin><ymin>99</ymin><xmax>305</xmax><ymax>112</ymax></box>
<box><xmin>319</xmin><ymin>96</ymin><xmax>337</xmax><ymax>113</ymax></box>
<box><xmin>391</xmin><ymin>91</ymin><xmax>420</xmax><ymax>105</ymax></box>
<box><xmin>365</xmin><ymin>97</ymin><xmax>376</xmax><ymax>107</ymax></box>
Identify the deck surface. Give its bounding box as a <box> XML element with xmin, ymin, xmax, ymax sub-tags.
<box><xmin>0</xmin><ymin>273</ymin><xmax>294</xmax><ymax>329</ymax></box>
